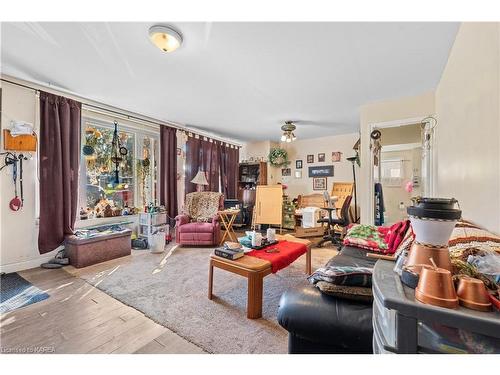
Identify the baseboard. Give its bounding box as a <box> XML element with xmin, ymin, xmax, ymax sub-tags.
<box><xmin>0</xmin><ymin>251</ymin><xmax>58</xmax><ymax>274</ymax></box>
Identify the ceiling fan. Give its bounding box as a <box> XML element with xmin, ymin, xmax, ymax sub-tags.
<box><xmin>280</xmin><ymin>121</ymin><xmax>297</xmax><ymax>142</ymax></box>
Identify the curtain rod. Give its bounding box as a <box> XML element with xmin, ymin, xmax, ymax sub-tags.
<box><xmin>1</xmin><ymin>76</ymin><xmax>242</xmax><ymax>147</ymax></box>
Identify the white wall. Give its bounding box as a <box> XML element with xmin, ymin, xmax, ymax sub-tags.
<box><xmin>435</xmin><ymin>22</ymin><xmax>500</xmax><ymax>234</ymax></box>
<box><xmin>0</xmin><ymin>82</ymin><xmax>59</xmax><ymax>272</ymax></box>
<box><xmin>241</xmin><ymin>133</ymin><xmax>359</xmax><ymax>199</ymax></box>
<box><xmin>359</xmin><ymin>91</ymin><xmax>435</xmax><ymax>224</ymax></box>
<box><xmin>280</xmin><ymin>133</ymin><xmax>359</xmax><ymax>198</ymax></box>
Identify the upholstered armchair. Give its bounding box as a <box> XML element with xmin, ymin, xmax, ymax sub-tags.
<box><xmin>175</xmin><ymin>192</ymin><xmax>224</xmax><ymax>246</ymax></box>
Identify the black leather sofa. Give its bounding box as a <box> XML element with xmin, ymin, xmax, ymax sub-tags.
<box><xmin>277</xmin><ymin>246</ymin><xmax>376</xmax><ymax>353</ymax></box>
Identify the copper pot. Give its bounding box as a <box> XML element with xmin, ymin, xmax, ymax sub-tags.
<box><xmin>415</xmin><ymin>265</ymin><xmax>458</xmax><ymax>309</ymax></box>
<box><xmin>405</xmin><ymin>243</ymin><xmax>452</xmax><ymax>273</ymax></box>
<box><xmin>456</xmin><ymin>277</ymin><xmax>492</xmax><ymax>312</ymax></box>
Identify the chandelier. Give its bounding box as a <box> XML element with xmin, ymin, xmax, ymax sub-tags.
<box><xmin>280</xmin><ymin>121</ymin><xmax>297</xmax><ymax>143</ymax></box>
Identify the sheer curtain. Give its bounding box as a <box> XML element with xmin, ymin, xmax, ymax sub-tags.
<box><xmin>38</xmin><ymin>91</ymin><xmax>81</xmax><ymax>254</ymax></box>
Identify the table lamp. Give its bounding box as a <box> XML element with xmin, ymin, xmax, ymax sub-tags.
<box><xmin>191</xmin><ymin>170</ymin><xmax>209</xmax><ymax>191</ymax></box>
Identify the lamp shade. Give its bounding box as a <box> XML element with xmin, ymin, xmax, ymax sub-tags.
<box><xmin>191</xmin><ymin>170</ymin><xmax>209</xmax><ymax>185</ymax></box>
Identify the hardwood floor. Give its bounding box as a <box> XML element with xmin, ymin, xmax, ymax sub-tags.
<box><xmin>0</xmin><ymin>263</ymin><xmax>205</xmax><ymax>354</ymax></box>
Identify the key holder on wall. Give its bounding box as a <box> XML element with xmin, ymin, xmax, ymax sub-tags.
<box><xmin>0</xmin><ymin>151</ymin><xmax>29</xmax><ymax>211</ymax></box>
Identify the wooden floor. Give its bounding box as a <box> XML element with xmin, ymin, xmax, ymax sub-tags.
<box><xmin>0</xmin><ymin>264</ymin><xmax>205</xmax><ymax>354</ymax></box>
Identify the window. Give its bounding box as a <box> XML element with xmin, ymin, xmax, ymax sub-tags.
<box><xmin>79</xmin><ymin>118</ymin><xmax>159</xmax><ymax>215</ymax></box>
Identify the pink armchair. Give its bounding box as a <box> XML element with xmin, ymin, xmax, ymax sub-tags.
<box><xmin>175</xmin><ymin>192</ymin><xmax>224</xmax><ymax>246</ymax></box>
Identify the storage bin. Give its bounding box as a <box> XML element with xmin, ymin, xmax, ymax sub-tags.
<box><xmin>65</xmin><ymin>229</ymin><xmax>132</xmax><ymax>268</ymax></box>
<box><xmin>139</xmin><ymin>212</ymin><xmax>167</xmax><ymax>226</ymax></box>
<box><xmin>373</xmin><ymin>290</ymin><xmax>396</xmax><ymax>348</ymax></box>
<box><xmin>139</xmin><ymin>224</ymin><xmax>168</xmax><ymax>237</ymax></box>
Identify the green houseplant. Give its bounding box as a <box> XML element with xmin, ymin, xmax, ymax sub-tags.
<box><xmin>268</xmin><ymin>148</ymin><xmax>290</xmax><ymax>167</ymax></box>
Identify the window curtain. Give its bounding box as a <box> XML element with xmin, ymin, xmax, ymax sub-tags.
<box><xmin>38</xmin><ymin>92</ymin><xmax>81</xmax><ymax>254</ymax></box>
<box><xmin>159</xmin><ymin>125</ymin><xmax>178</xmax><ymax>217</ymax></box>
<box><xmin>202</xmin><ymin>139</ymin><xmax>221</xmax><ymax>192</ymax></box>
<box><xmin>220</xmin><ymin>144</ymin><xmax>239</xmax><ymax>199</ymax></box>
<box><xmin>185</xmin><ymin>136</ymin><xmax>201</xmax><ymax>194</ymax></box>
<box><xmin>185</xmin><ymin>135</ymin><xmax>221</xmax><ymax>193</ymax></box>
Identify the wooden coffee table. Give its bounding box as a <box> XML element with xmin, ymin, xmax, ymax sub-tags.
<box><xmin>208</xmin><ymin>234</ymin><xmax>312</xmax><ymax>319</ymax></box>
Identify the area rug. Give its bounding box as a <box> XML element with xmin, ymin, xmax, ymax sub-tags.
<box><xmin>79</xmin><ymin>245</ymin><xmax>335</xmax><ymax>354</ymax></box>
<box><xmin>0</xmin><ymin>273</ymin><xmax>50</xmax><ymax>314</ymax></box>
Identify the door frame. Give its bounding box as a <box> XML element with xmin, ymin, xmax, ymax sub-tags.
<box><xmin>367</xmin><ymin>116</ymin><xmax>436</xmax><ymax>225</ymax></box>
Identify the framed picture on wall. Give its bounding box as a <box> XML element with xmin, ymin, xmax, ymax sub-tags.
<box><xmin>295</xmin><ymin>170</ymin><xmax>302</xmax><ymax>179</ymax></box>
<box><xmin>282</xmin><ymin>168</ymin><xmax>291</xmax><ymax>177</ymax></box>
<box><xmin>332</xmin><ymin>151</ymin><xmax>342</xmax><ymax>162</ymax></box>
<box><xmin>307</xmin><ymin>154</ymin><xmax>314</xmax><ymax>163</ymax></box>
<box><xmin>308</xmin><ymin>165</ymin><xmax>334</xmax><ymax>177</ymax></box>
<box><xmin>313</xmin><ymin>177</ymin><xmax>327</xmax><ymax>190</ymax></box>
<box><xmin>296</xmin><ymin>160</ymin><xmax>303</xmax><ymax>169</ymax></box>
<box><xmin>318</xmin><ymin>153</ymin><xmax>325</xmax><ymax>162</ymax></box>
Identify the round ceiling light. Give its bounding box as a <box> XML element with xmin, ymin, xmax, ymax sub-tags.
<box><xmin>149</xmin><ymin>25</ymin><xmax>183</xmax><ymax>53</ymax></box>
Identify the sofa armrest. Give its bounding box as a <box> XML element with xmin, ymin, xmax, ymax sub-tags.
<box><xmin>278</xmin><ymin>285</ymin><xmax>373</xmax><ymax>353</ymax></box>
<box><xmin>175</xmin><ymin>214</ymin><xmax>190</xmax><ymax>226</ymax></box>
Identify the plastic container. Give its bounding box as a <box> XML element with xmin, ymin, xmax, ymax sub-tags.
<box><xmin>139</xmin><ymin>224</ymin><xmax>167</xmax><ymax>237</ymax></box>
<box><xmin>373</xmin><ymin>292</ymin><xmax>396</xmax><ymax>347</ymax></box>
<box><xmin>139</xmin><ymin>212</ymin><xmax>167</xmax><ymax>226</ymax></box>
<box><xmin>150</xmin><ymin>232</ymin><xmax>165</xmax><ymax>253</ymax></box>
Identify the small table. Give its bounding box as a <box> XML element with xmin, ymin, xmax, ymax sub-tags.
<box><xmin>208</xmin><ymin>234</ymin><xmax>312</xmax><ymax>319</ymax></box>
<box><xmin>218</xmin><ymin>209</ymin><xmax>240</xmax><ymax>245</ymax></box>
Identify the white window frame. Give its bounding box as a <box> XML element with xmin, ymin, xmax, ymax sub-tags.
<box><xmin>80</xmin><ymin>116</ymin><xmax>160</xmax><ymax>212</ymax></box>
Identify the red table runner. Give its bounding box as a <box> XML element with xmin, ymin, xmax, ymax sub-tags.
<box><xmin>246</xmin><ymin>240</ymin><xmax>307</xmax><ymax>273</ymax></box>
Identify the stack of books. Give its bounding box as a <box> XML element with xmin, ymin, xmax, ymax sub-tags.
<box><xmin>214</xmin><ymin>242</ymin><xmax>244</xmax><ymax>260</ymax></box>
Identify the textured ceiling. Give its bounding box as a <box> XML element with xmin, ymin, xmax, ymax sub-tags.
<box><xmin>1</xmin><ymin>22</ymin><xmax>459</xmax><ymax>141</ymax></box>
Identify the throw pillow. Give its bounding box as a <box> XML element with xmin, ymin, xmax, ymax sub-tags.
<box><xmin>315</xmin><ymin>281</ymin><xmax>373</xmax><ymax>303</ymax></box>
<box><xmin>308</xmin><ymin>265</ymin><xmax>373</xmax><ymax>287</ymax></box>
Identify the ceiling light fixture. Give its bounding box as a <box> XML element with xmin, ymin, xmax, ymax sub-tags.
<box><xmin>281</xmin><ymin>121</ymin><xmax>297</xmax><ymax>143</ymax></box>
<box><xmin>148</xmin><ymin>25</ymin><xmax>183</xmax><ymax>53</ymax></box>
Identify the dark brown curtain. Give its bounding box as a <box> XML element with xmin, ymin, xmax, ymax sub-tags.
<box><xmin>185</xmin><ymin>136</ymin><xmax>201</xmax><ymax>194</ymax></box>
<box><xmin>38</xmin><ymin>92</ymin><xmax>81</xmax><ymax>254</ymax></box>
<box><xmin>220</xmin><ymin>144</ymin><xmax>239</xmax><ymax>199</ymax></box>
<box><xmin>202</xmin><ymin>140</ymin><xmax>220</xmax><ymax>192</ymax></box>
<box><xmin>185</xmin><ymin>136</ymin><xmax>222</xmax><ymax>193</ymax></box>
<box><xmin>159</xmin><ymin>126</ymin><xmax>178</xmax><ymax>217</ymax></box>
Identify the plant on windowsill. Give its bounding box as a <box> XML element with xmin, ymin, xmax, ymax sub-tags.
<box><xmin>268</xmin><ymin>147</ymin><xmax>290</xmax><ymax>167</ymax></box>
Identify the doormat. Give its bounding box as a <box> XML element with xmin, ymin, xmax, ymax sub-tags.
<box><xmin>0</xmin><ymin>273</ymin><xmax>50</xmax><ymax>314</ymax></box>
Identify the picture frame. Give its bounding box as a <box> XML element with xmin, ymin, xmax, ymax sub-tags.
<box><xmin>294</xmin><ymin>170</ymin><xmax>302</xmax><ymax>179</ymax></box>
<box><xmin>313</xmin><ymin>177</ymin><xmax>327</xmax><ymax>191</ymax></box>
<box><xmin>307</xmin><ymin>154</ymin><xmax>314</xmax><ymax>163</ymax></box>
<box><xmin>296</xmin><ymin>160</ymin><xmax>303</xmax><ymax>169</ymax></box>
<box><xmin>308</xmin><ymin>165</ymin><xmax>334</xmax><ymax>177</ymax></box>
<box><xmin>281</xmin><ymin>168</ymin><xmax>291</xmax><ymax>177</ymax></box>
<box><xmin>332</xmin><ymin>151</ymin><xmax>342</xmax><ymax>162</ymax></box>
<box><xmin>318</xmin><ymin>153</ymin><xmax>325</xmax><ymax>162</ymax></box>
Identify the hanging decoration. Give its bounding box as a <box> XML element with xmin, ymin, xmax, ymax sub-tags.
<box><xmin>268</xmin><ymin>147</ymin><xmax>290</xmax><ymax>167</ymax></box>
<box><xmin>111</xmin><ymin>121</ymin><xmax>128</xmax><ymax>184</ymax></box>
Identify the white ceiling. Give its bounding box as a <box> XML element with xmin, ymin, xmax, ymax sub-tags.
<box><xmin>0</xmin><ymin>22</ymin><xmax>459</xmax><ymax>142</ymax></box>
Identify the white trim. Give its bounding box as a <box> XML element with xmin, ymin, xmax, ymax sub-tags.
<box><xmin>0</xmin><ymin>249</ymin><xmax>61</xmax><ymax>274</ymax></box>
<box><xmin>368</xmin><ymin>116</ymin><xmax>434</xmax><ymax>225</ymax></box>
<box><xmin>381</xmin><ymin>142</ymin><xmax>422</xmax><ymax>152</ymax></box>
<box><xmin>1</xmin><ymin>74</ymin><xmax>243</xmax><ymax>146</ymax></box>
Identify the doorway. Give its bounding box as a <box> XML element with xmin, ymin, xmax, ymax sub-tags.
<box><xmin>369</xmin><ymin>118</ymin><xmax>435</xmax><ymax>226</ymax></box>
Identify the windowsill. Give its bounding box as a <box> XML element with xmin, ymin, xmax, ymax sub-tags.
<box><xmin>75</xmin><ymin>214</ymin><xmax>139</xmax><ymax>229</ymax></box>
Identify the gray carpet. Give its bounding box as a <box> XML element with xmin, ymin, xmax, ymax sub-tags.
<box><xmin>80</xmin><ymin>245</ymin><xmax>336</xmax><ymax>354</ymax></box>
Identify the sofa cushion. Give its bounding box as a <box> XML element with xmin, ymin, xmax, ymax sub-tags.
<box><xmin>178</xmin><ymin>222</ymin><xmax>215</xmax><ymax>233</ymax></box>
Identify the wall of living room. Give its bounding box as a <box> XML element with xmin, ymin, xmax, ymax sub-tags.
<box><xmin>240</xmin><ymin>133</ymin><xmax>360</xmax><ymax>199</ymax></box>
<box><xmin>434</xmin><ymin>22</ymin><xmax>500</xmax><ymax>234</ymax></box>
<box><xmin>0</xmin><ymin>81</ymin><xmax>55</xmax><ymax>272</ymax></box>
